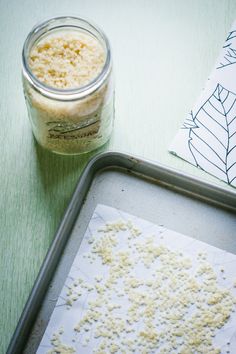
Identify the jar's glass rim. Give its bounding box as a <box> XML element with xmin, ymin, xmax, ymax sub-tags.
<box><xmin>22</xmin><ymin>16</ymin><xmax>112</xmax><ymax>101</ymax></box>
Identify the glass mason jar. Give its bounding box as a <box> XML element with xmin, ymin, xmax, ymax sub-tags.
<box><xmin>22</xmin><ymin>16</ymin><xmax>114</xmax><ymax>155</ymax></box>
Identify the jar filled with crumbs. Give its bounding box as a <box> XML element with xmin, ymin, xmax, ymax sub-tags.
<box><xmin>22</xmin><ymin>16</ymin><xmax>114</xmax><ymax>155</ymax></box>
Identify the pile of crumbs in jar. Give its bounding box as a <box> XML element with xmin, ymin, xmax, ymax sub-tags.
<box><xmin>24</xmin><ymin>28</ymin><xmax>113</xmax><ymax>155</ymax></box>
<box><xmin>29</xmin><ymin>31</ymin><xmax>105</xmax><ymax>89</ymax></box>
<box><xmin>38</xmin><ymin>207</ymin><xmax>236</xmax><ymax>354</ymax></box>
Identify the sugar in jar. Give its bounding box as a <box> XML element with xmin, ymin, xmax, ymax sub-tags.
<box><xmin>22</xmin><ymin>16</ymin><xmax>114</xmax><ymax>154</ymax></box>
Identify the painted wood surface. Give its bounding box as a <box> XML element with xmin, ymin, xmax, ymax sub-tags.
<box><xmin>1</xmin><ymin>1</ymin><xmax>236</xmax><ymax>352</ymax></box>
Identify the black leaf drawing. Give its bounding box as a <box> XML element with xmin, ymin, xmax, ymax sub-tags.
<box><xmin>217</xmin><ymin>29</ymin><xmax>236</xmax><ymax>69</ymax></box>
<box><xmin>188</xmin><ymin>84</ymin><xmax>236</xmax><ymax>185</ymax></box>
<box><xmin>227</xmin><ymin>30</ymin><xmax>236</xmax><ymax>42</ymax></box>
<box><xmin>181</xmin><ymin>111</ymin><xmax>198</xmax><ymax>129</ymax></box>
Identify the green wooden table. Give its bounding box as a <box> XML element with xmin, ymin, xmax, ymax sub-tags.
<box><xmin>1</xmin><ymin>1</ymin><xmax>236</xmax><ymax>352</ymax></box>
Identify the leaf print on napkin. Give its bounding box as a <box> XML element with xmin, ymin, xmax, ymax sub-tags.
<box><xmin>181</xmin><ymin>111</ymin><xmax>198</xmax><ymax>130</ymax></box>
<box><xmin>217</xmin><ymin>29</ymin><xmax>236</xmax><ymax>69</ymax></box>
<box><xmin>188</xmin><ymin>84</ymin><xmax>236</xmax><ymax>186</ymax></box>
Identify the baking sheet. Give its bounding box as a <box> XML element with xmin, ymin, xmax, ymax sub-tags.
<box><xmin>37</xmin><ymin>204</ymin><xmax>236</xmax><ymax>353</ymax></box>
<box><xmin>6</xmin><ymin>152</ymin><xmax>236</xmax><ymax>354</ymax></box>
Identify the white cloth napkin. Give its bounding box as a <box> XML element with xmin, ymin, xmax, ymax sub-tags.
<box><xmin>169</xmin><ymin>21</ymin><xmax>236</xmax><ymax>187</ymax></box>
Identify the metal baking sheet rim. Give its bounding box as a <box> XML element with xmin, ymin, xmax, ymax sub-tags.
<box><xmin>7</xmin><ymin>151</ymin><xmax>236</xmax><ymax>354</ymax></box>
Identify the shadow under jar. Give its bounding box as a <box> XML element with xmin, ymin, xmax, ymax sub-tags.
<box><xmin>22</xmin><ymin>16</ymin><xmax>114</xmax><ymax>155</ymax></box>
